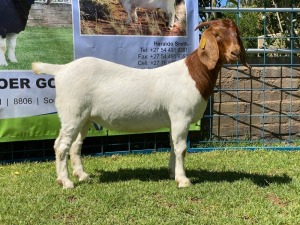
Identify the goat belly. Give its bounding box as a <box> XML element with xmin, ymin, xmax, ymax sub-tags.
<box><xmin>134</xmin><ymin>1</ymin><xmax>168</xmax><ymax>9</ymax></box>
<box><xmin>91</xmin><ymin>111</ymin><xmax>171</xmax><ymax>133</ymax></box>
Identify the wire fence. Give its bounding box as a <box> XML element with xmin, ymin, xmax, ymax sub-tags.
<box><xmin>0</xmin><ymin>1</ymin><xmax>299</xmax><ymax>162</ymax></box>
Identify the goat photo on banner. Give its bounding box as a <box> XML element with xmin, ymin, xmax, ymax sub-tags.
<box><xmin>0</xmin><ymin>0</ymin><xmax>35</xmax><ymax>67</ymax></box>
<box><xmin>0</xmin><ymin>0</ymin><xmax>73</xmax><ymax>70</ymax></box>
<box><xmin>80</xmin><ymin>0</ymin><xmax>187</xmax><ymax>36</ymax></box>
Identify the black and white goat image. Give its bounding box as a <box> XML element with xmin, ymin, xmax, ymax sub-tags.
<box><xmin>0</xmin><ymin>0</ymin><xmax>35</xmax><ymax>66</ymax></box>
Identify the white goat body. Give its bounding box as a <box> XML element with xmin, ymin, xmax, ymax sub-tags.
<box><xmin>118</xmin><ymin>0</ymin><xmax>176</xmax><ymax>27</ymax></box>
<box><xmin>33</xmin><ymin>58</ymin><xmax>206</xmax><ymax>132</ymax></box>
<box><xmin>32</xmin><ymin>19</ymin><xmax>248</xmax><ymax>189</ymax></box>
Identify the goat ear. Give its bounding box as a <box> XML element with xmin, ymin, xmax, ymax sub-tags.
<box><xmin>197</xmin><ymin>32</ymin><xmax>219</xmax><ymax>70</ymax></box>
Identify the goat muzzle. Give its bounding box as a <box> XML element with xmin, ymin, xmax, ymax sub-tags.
<box><xmin>230</xmin><ymin>49</ymin><xmax>240</xmax><ymax>61</ymax></box>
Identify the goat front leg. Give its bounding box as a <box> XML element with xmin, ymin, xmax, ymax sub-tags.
<box><xmin>167</xmin><ymin>12</ymin><xmax>175</xmax><ymax>28</ymax></box>
<box><xmin>70</xmin><ymin>122</ymin><xmax>90</xmax><ymax>182</ymax></box>
<box><xmin>133</xmin><ymin>8</ymin><xmax>138</xmax><ymax>22</ymax></box>
<box><xmin>123</xmin><ymin>2</ymin><xmax>133</xmax><ymax>24</ymax></box>
<box><xmin>0</xmin><ymin>37</ymin><xmax>8</xmax><ymax>66</ymax></box>
<box><xmin>170</xmin><ymin>122</ymin><xmax>191</xmax><ymax>188</ymax></box>
<box><xmin>6</xmin><ymin>33</ymin><xmax>18</xmax><ymax>63</ymax></box>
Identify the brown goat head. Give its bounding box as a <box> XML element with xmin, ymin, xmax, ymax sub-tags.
<box><xmin>195</xmin><ymin>19</ymin><xmax>250</xmax><ymax>70</ymax></box>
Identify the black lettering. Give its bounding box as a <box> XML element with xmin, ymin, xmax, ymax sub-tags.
<box><xmin>36</xmin><ymin>78</ymin><xmax>55</xmax><ymax>88</ymax></box>
<box><xmin>9</xmin><ymin>78</ymin><xmax>18</xmax><ymax>89</ymax></box>
<box><xmin>44</xmin><ymin>97</ymin><xmax>55</xmax><ymax>104</ymax></box>
<box><xmin>20</xmin><ymin>78</ymin><xmax>30</xmax><ymax>88</ymax></box>
<box><xmin>36</xmin><ymin>78</ymin><xmax>47</xmax><ymax>88</ymax></box>
<box><xmin>0</xmin><ymin>79</ymin><xmax>8</xmax><ymax>89</ymax></box>
<box><xmin>48</xmin><ymin>78</ymin><xmax>55</xmax><ymax>88</ymax></box>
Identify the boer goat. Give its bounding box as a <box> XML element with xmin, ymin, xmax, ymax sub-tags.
<box><xmin>0</xmin><ymin>0</ymin><xmax>35</xmax><ymax>66</ymax></box>
<box><xmin>32</xmin><ymin>19</ymin><xmax>250</xmax><ymax>189</ymax></box>
<box><xmin>118</xmin><ymin>0</ymin><xmax>176</xmax><ymax>27</ymax></box>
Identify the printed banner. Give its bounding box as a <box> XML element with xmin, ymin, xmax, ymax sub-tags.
<box><xmin>0</xmin><ymin>0</ymin><xmax>199</xmax><ymax>142</ymax></box>
<box><xmin>73</xmin><ymin>0</ymin><xmax>199</xmax><ymax>68</ymax></box>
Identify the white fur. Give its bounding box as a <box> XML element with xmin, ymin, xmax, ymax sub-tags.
<box><xmin>0</xmin><ymin>37</ymin><xmax>7</xmax><ymax>66</ymax></box>
<box><xmin>32</xmin><ymin>57</ymin><xmax>207</xmax><ymax>189</ymax></box>
<box><xmin>118</xmin><ymin>0</ymin><xmax>176</xmax><ymax>27</ymax></box>
<box><xmin>0</xmin><ymin>33</ymin><xmax>18</xmax><ymax>66</ymax></box>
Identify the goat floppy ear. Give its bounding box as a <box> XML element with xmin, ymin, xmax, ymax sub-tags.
<box><xmin>197</xmin><ymin>31</ymin><xmax>219</xmax><ymax>70</ymax></box>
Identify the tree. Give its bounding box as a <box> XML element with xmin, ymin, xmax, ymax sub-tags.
<box><xmin>198</xmin><ymin>0</ymin><xmax>222</xmax><ymax>22</ymax></box>
<box><xmin>225</xmin><ymin>0</ymin><xmax>300</xmax><ymax>50</ymax></box>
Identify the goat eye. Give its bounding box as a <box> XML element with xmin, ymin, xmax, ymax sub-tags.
<box><xmin>212</xmin><ymin>32</ymin><xmax>220</xmax><ymax>39</ymax></box>
<box><xmin>211</xmin><ymin>30</ymin><xmax>221</xmax><ymax>40</ymax></box>
<box><xmin>215</xmin><ymin>34</ymin><xmax>221</xmax><ymax>40</ymax></box>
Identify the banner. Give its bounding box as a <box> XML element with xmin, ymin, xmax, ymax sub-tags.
<box><xmin>0</xmin><ymin>0</ymin><xmax>199</xmax><ymax>142</ymax></box>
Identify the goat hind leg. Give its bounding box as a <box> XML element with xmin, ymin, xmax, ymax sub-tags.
<box><xmin>0</xmin><ymin>37</ymin><xmax>8</xmax><ymax>66</ymax></box>
<box><xmin>6</xmin><ymin>33</ymin><xmax>18</xmax><ymax>63</ymax></box>
<box><xmin>133</xmin><ymin>8</ymin><xmax>138</xmax><ymax>22</ymax></box>
<box><xmin>54</xmin><ymin>125</ymin><xmax>80</xmax><ymax>189</ymax></box>
<box><xmin>70</xmin><ymin>121</ymin><xmax>91</xmax><ymax>182</ymax></box>
<box><xmin>168</xmin><ymin>131</ymin><xmax>175</xmax><ymax>179</ymax></box>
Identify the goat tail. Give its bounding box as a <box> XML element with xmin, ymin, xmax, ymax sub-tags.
<box><xmin>32</xmin><ymin>62</ymin><xmax>64</xmax><ymax>76</ymax></box>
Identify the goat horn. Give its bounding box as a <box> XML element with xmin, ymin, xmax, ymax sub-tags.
<box><xmin>194</xmin><ymin>21</ymin><xmax>211</xmax><ymax>31</ymax></box>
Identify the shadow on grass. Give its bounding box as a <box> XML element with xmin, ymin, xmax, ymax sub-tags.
<box><xmin>95</xmin><ymin>168</ymin><xmax>292</xmax><ymax>187</ymax></box>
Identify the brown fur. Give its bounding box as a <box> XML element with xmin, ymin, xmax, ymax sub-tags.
<box><xmin>197</xmin><ymin>31</ymin><xmax>219</xmax><ymax>70</ymax></box>
<box><xmin>185</xmin><ymin>50</ymin><xmax>219</xmax><ymax>100</ymax></box>
<box><xmin>185</xmin><ymin>19</ymin><xmax>248</xmax><ymax>100</ymax></box>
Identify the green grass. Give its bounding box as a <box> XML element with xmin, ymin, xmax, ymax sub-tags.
<box><xmin>1</xmin><ymin>150</ymin><xmax>300</xmax><ymax>224</ymax></box>
<box><xmin>0</xmin><ymin>27</ymin><xmax>73</xmax><ymax>70</ymax></box>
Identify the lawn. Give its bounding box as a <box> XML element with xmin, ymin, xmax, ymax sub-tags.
<box><xmin>0</xmin><ymin>27</ymin><xmax>73</xmax><ymax>71</ymax></box>
<box><xmin>1</xmin><ymin>150</ymin><xmax>300</xmax><ymax>224</ymax></box>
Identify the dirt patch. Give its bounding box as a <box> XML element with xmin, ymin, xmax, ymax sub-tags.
<box><xmin>267</xmin><ymin>193</ymin><xmax>289</xmax><ymax>208</ymax></box>
<box><xmin>80</xmin><ymin>0</ymin><xmax>186</xmax><ymax>36</ymax></box>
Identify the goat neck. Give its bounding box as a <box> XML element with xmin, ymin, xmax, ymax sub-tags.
<box><xmin>185</xmin><ymin>49</ymin><xmax>221</xmax><ymax>101</ymax></box>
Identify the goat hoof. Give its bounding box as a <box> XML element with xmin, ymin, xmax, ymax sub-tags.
<box><xmin>9</xmin><ymin>59</ymin><xmax>18</xmax><ymax>63</ymax></box>
<box><xmin>176</xmin><ymin>177</ymin><xmax>192</xmax><ymax>188</ymax></box>
<box><xmin>0</xmin><ymin>62</ymin><xmax>8</xmax><ymax>66</ymax></box>
<box><xmin>8</xmin><ymin>56</ymin><xmax>18</xmax><ymax>63</ymax></box>
<box><xmin>74</xmin><ymin>172</ymin><xmax>89</xmax><ymax>182</ymax></box>
<box><xmin>57</xmin><ymin>178</ymin><xmax>74</xmax><ymax>189</ymax></box>
<box><xmin>63</xmin><ymin>180</ymin><xmax>74</xmax><ymax>189</ymax></box>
